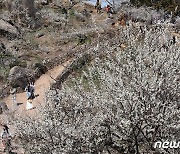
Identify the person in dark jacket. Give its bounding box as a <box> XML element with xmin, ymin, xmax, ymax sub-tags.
<box><xmin>95</xmin><ymin>0</ymin><xmax>101</xmax><ymax>13</ymax></box>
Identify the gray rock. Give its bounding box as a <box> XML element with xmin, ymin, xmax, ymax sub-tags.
<box><xmin>32</xmin><ymin>62</ymin><xmax>47</xmax><ymax>78</ymax></box>
<box><xmin>35</xmin><ymin>32</ymin><xmax>45</xmax><ymax>38</ymax></box>
<box><xmin>27</xmin><ymin>61</ymin><xmax>48</xmax><ymax>79</ymax></box>
<box><xmin>8</xmin><ymin>66</ymin><xmax>32</xmax><ymax>89</ymax></box>
<box><xmin>0</xmin><ymin>19</ymin><xmax>19</xmax><ymax>35</ymax></box>
<box><xmin>8</xmin><ymin>63</ymin><xmax>48</xmax><ymax>89</ymax></box>
<box><xmin>0</xmin><ymin>102</ymin><xmax>8</xmax><ymax>114</ymax></box>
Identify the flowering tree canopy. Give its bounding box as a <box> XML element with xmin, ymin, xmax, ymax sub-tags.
<box><xmin>13</xmin><ymin>25</ymin><xmax>180</xmax><ymax>154</ymax></box>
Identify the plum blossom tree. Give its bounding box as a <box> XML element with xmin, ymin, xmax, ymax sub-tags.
<box><xmin>12</xmin><ymin>25</ymin><xmax>179</xmax><ymax>154</ymax></box>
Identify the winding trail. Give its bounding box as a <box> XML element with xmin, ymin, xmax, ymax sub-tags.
<box><xmin>3</xmin><ymin>61</ymin><xmax>70</xmax><ymax>117</ymax></box>
<box><xmin>0</xmin><ymin>61</ymin><xmax>70</xmax><ymax>153</ymax></box>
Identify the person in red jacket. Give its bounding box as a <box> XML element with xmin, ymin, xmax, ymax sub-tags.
<box><xmin>106</xmin><ymin>5</ymin><xmax>112</xmax><ymax>17</ymax></box>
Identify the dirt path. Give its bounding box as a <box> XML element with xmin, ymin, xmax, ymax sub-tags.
<box><xmin>0</xmin><ymin>61</ymin><xmax>70</xmax><ymax>153</ymax></box>
<box><xmin>2</xmin><ymin>61</ymin><xmax>70</xmax><ymax>117</ymax></box>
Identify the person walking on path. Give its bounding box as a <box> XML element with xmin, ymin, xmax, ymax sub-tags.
<box><xmin>25</xmin><ymin>83</ymin><xmax>31</xmax><ymax>99</ymax></box>
<box><xmin>25</xmin><ymin>81</ymin><xmax>35</xmax><ymax>110</ymax></box>
<box><xmin>106</xmin><ymin>5</ymin><xmax>112</xmax><ymax>18</ymax></box>
<box><xmin>30</xmin><ymin>82</ymin><xmax>35</xmax><ymax>100</ymax></box>
<box><xmin>95</xmin><ymin>0</ymin><xmax>101</xmax><ymax>13</ymax></box>
<box><xmin>25</xmin><ymin>81</ymin><xmax>35</xmax><ymax>100</ymax></box>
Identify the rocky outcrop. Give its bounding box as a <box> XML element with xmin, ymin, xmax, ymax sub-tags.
<box><xmin>0</xmin><ymin>19</ymin><xmax>19</xmax><ymax>36</ymax></box>
<box><xmin>8</xmin><ymin>63</ymin><xmax>48</xmax><ymax>89</ymax></box>
<box><xmin>51</xmin><ymin>53</ymin><xmax>91</xmax><ymax>89</ymax></box>
<box><xmin>8</xmin><ymin>66</ymin><xmax>32</xmax><ymax>89</ymax></box>
<box><xmin>0</xmin><ymin>102</ymin><xmax>8</xmax><ymax>114</ymax></box>
<box><xmin>32</xmin><ymin>62</ymin><xmax>48</xmax><ymax>79</ymax></box>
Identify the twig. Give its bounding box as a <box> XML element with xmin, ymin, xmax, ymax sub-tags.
<box><xmin>49</xmin><ymin>75</ymin><xmax>57</xmax><ymax>82</ymax></box>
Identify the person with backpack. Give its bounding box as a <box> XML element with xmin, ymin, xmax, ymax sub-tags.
<box><xmin>106</xmin><ymin>5</ymin><xmax>112</xmax><ymax>18</ymax></box>
<box><xmin>30</xmin><ymin>82</ymin><xmax>35</xmax><ymax>100</ymax></box>
<box><xmin>25</xmin><ymin>83</ymin><xmax>31</xmax><ymax>99</ymax></box>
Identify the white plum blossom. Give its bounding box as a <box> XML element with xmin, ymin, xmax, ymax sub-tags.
<box><xmin>13</xmin><ymin>25</ymin><xmax>179</xmax><ymax>154</ymax></box>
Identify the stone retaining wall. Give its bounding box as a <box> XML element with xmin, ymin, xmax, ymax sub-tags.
<box><xmin>51</xmin><ymin>53</ymin><xmax>91</xmax><ymax>89</ymax></box>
